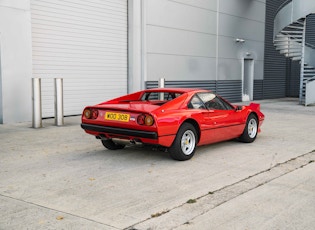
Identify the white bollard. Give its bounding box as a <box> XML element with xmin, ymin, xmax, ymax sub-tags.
<box><xmin>54</xmin><ymin>78</ymin><xmax>64</xmax><ymax>126</ymax></box>
<box><xmin>32</xmin><ymin>78</ymin><xmax>42</xmax><ymax>128</ymax></box>
<box><xmin>158</xmin><ymin>77</ymin><xmax>165</xmax><ymax>88</ymax></box>
<box><xmin>158</xmin><ymin>77</ymin><xmax>165</xmax><ymax>100</ymax></box>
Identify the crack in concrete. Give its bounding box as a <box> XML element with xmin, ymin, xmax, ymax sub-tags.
<box><xmin>0</xmin><ymin>194</ymin><xmax>120</xmax><ymax>230</ymax></box>
<box><xmin>129</xmin><ymin>151</ymin><xmax>315</xmax><ymax>230</ymax></box>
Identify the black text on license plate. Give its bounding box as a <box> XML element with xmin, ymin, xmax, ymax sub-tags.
<box><xmin>105</xmin><ymin>112</ymin><xmax>130</xmax><ymax>122</ymax></box>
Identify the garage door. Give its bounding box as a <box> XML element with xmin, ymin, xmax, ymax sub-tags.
<box><xmin>31</xmin><ymin>0</ymin><xmax>128</xmax><ymax>117</ymax></box>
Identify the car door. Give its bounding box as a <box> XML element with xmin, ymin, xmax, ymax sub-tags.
<box><xmin>205</xmin><ymin>96</ymin><xmax>244</xmax><ymax>142</ymax></box>
<box><xmin>188</xmin><ymin>94</ymin><xmax>217</xmax><ymax>145</ymax></box>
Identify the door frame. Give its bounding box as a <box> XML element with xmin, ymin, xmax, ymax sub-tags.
<box><xmin>242</xmin><ymin>58</ymin><xmax>254</xmax><ymax>102</ymax></box>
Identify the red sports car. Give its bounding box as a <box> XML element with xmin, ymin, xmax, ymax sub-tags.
<box><xmin>81</xmin><ymin>88</ymin><xmax>264</xmax><ymax>161</ymax></box>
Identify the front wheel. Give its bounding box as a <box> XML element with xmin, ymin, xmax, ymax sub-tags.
<box><xmin>169</xmin><ymin>123</ymin><xmax>197</xmax><ymax>161</ymax></box>
<box><xmin>101</xmin><ymin>139</ymin><xmax>125</xmax><ymax>150</ymax></box>
<box><xmin>239</xmin><ymin>114</ymin><xmax>258</xmax><ymax>143</ymax></box>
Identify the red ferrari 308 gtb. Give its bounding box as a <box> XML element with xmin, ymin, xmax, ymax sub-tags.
<box><xmin>81</xmin><ymin>88</ymin><xmax>264</xmax><ymax>161</ymax></box>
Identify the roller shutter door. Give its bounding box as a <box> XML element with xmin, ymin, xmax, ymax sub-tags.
<box><xmin>31</xmin><ymin>0</ymin><xmax>128</xmax><ymax>117</ymax></box>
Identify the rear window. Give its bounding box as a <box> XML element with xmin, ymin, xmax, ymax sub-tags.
<box><xmin>141</xmin><ymin>92</ymin><xmax>182</xmax><ymax>101</ymax></box>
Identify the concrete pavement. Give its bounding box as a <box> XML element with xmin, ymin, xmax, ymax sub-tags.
<box><xmin>0</xmin><ymin>98</ymin><xmax>314</xmax><ymax>229</ymax></box>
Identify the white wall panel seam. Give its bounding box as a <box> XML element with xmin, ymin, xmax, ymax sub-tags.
<box><xmin>169</xmin><ymin>0</ymin><xmax>217</xmax><ymax>13</ymax></box>
<box><xmin>146</xmin><ymin>24</ymin><xmax>217</xmax><ymax>36</ymax></box>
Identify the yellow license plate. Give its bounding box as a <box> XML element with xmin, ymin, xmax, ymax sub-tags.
<box><xmin>105</xmin><ymin>112</ymin><xmax>130</xmax><ymax>122</ymax></box>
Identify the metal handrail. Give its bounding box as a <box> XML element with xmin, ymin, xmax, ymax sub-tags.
<box><xmin>275</xmin><ymin>0</ymin><xmax>293</xmax><ymax>16</ymax></box>
<box><xmin>305</xmin><ymin>42</ymin><xmax>315</xmax><ymax>49</ymax></box>
<box><xmin>306</xmin><ymin>76</ymin><xmax>315</xmax><ymax>83</ymax></box>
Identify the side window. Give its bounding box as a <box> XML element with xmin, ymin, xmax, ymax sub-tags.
<box><xmin>188</xmin><ymin>95</ymin><xmax>206</xmax><ymax>109</ymax></box>
<box><xmin>188</xmin><ymin>92</ymin><xmax>234</xmax><ymax>110</ymax></box>
<box><xmin>206</xmin><ymin>97</ymin><xmax>226</xmax><ymax>110</ymax></box>
<box><xmin>217</xmin><ymin>96</ymin><xmax>234</xmax><ymax>110</ymax></box>
<box><xmin>197</xmin><ymin>92</ymin><xmax>229</xmax><ymax>110</ymax></box>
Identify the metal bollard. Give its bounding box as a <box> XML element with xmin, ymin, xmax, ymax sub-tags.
<box><xmin>32</xmin><ymin>78</ymin><xmax>42</xmax><ymax>128</ymax></box>
<box><xmin>54</xmin><ymin>78</ymin><xmax>64</xmax><ymax>126</ymax></box>
<box><xmin>158</xmin><ymin>77</ymin><xmax>165</xmax><ymax>88</ymax></box>
<box><xmin>158</xmin><ymin>77</ymin><xmax>165</xmax><ymax>100</ymax></box>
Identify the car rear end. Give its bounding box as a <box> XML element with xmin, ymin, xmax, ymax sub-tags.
<box><xmin>81</xmin><ymin>104</ymin><xmax>160</xmax><ymax>146</ymax></box>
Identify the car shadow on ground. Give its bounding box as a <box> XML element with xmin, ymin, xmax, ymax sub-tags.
<box><xmin>80</xmin><ymin>139</ymin><xmax>244</xmax><ymax>163</ymax></box>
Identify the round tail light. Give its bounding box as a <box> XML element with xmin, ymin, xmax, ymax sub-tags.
<box><xmin>83</xmin><ymin>108</ymin><xmax>98</xmax><ymax>119</ymax></box>
<box><xmin>137</xmin><ymin>114</ymin><xmax>145</xmax><ymax>125</ymax></box>
<box><xmin>145</xmin><ymin>115</ymin><xmax>154</xmax><ymax>126</ymax></box>
<box><xmin>83</xmin><ymin>109</ymin><xmax>92</xmax><ymax>119</ymax></box>
<box><xmin>91</xmin><ymin>109</ymin><xmax>98</xmax><ymax>119</ymax></box>
<box><xmin>137</xmin><ymin>114</ymin><xmax>154</xmax><ymax>126</ymax></box>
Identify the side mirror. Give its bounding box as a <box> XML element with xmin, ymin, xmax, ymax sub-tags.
<box><xmin>236</xmin><ymin>105</ymin><xmax>243</xmax><ymax>111</ymax></box>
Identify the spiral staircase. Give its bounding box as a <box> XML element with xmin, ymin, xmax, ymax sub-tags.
<box><xmin>274</xmin><ymin>0</ymin><xmax>315</xmax><ymax>105</ymax></box>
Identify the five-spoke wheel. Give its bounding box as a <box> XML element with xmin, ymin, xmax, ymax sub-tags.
<box><xmin>239</xmin><ymin>114</ymin><xmax>258</xmax><ymax>143</ymax></box>
<box><xmin>169</xmin><ymin>123</ymin><xmax>197</xmax><ymax>161</ymax></box>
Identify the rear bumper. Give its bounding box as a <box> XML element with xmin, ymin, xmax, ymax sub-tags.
<box><xmin>81</xmin><ymin>123</ymin><xmax>158</xmax><ymax>139</ymax></box>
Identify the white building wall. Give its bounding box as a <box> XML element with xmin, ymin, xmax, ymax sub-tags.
<box><xmin>144</xmin><ymin>0</ymin><xmax>266</xmax><ymax>83</ymax></box>
<box><xmin>0</xmin><ymin>0</ymin><xmax>33</xmax><ymax>123</ymax></box>
<box><xmin>218</xmin><ymin>0</ymin><xmax>266</xmax><ymax>81</ymax></box>
<box><xmin>145</xmin><ymin>0</ymin><xmax>218</xmax><ymax>81</ymax></box>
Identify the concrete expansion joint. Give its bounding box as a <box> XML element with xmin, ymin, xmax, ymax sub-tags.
<box><xmin>129</xmin><ymin>150</ymin><xmax>315</xmax><ymax>230</ymax></box>
<box><xmin>0</xmin><ymin>193</ymin><xmax>120</xmax><ymax>230</ymax></box>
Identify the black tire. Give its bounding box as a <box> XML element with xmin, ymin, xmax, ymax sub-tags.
<box><xmin>239</xmin><ymin>114</ymin><xmax>258</xmax><ymax>143</ymax></box>
<box><xmin>101</xmin><ymin>139</ymin><xmax>125</xmax><ymax>150</ymax></box>
<box><xmin>169</xmin><ymin>123</ymin><xmax>197</xmax><ymax>161</ymax></box>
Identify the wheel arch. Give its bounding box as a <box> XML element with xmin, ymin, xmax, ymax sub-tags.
<box><xmin>248</xmin><ymin>111</ymin><xmax>259</xmax><ymax>125</ymax></box>
<box><xmin>180</xmin><ymin>118</ymin><xmax>201</xmax><ymax>144</ymax></box>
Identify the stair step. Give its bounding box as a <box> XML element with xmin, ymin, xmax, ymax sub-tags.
<box><xmin>279</xmin><ymin>49</ymin><xmax>301</xmax><ymax>54</ymax></box>
<box><xmin>274</xmin><ymin>40</ymin><xmax>303</xmax><ymax>44</ymax></box>
<box><xmin>274</xmin><ymin>39</ymin><xmax>303</xmax><ymax>43</ymax></box>
<box><xmin>296</xmin><ymin>18</ymin><xmax>306</xmax><ymax>24</ymax></box>
<box><xmin>276</xmin><ymin>34</ymin><xmax>289</xmax><ymax>38</ymax></box>
<box><xmin>282</xmin><ymin>30</ymin><xmax>303</xmax><ymax>34</ymax></box>
<box><xmin>292</xmin><ymin>57</ymin><xmax>302</xmax><ymax>61</ymax></box>
<box><xmin>286</xmin><ymin>35</ymin><xmax>303</xmax><ymax>38</ymax></box>
<box><xmin>274</xmin><ymin>44</ymin><xmax>302</xmax><ymax>49</ymax></box>
<box><xmin>276</xmin><ymin>34</ymin><xmax>303</xmax><ymax>38</ymax></box>
<box><xmin>286</xmin><ymin>25</ymin><xmax>304</xmax><ymax>30</ymax></box>
<box><xmin>275</xmin><ymin>43</ymin><xmax>301</xmax><ymax>46</ymax></box>
<box><xmin>304</xmin><ymin>69</ymin><xmax>315</xmax><ymax>73</ymax></box>
<box><xmin>286</xmin><ymin>55</ymin><xmax>301</xmax><ymax>58</ymax></box>
<box><xmin>274</xmin><ymin>45</ymin><xmax>302</xmax><ymax>49</ymax></box>
<box><xmin>304</xmin><ymin>63</ymin><xmax>314</xmax><ymax>67</ymax></box>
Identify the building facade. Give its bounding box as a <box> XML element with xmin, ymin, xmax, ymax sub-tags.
<box><xmin>1</xmin><ymin>0</ymin><xmax>311</xmax><ymax>124</ymax></box>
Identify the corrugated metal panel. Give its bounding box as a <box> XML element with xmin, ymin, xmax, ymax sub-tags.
<box><xmin>146</xmin><ymin>81</ymin><xmax>216</xmax><ymax>91</ymax></box>
<box><xmin>216</xmin><ymin>80</ymin><xmax>242</xmax><ymax>102</ymax></box>
<box><xmin>286</xmin><ymin>60</ymin><xmax>300</xmax><ymax>97</ymax></box>
<box><xmin>254</xmin><ymin>80</ymin><xmax>263</xmax><ymax>100</ymax></box>
<box><xmin>31</xmin><ymin>0</ymin><xmax>128</xmax><ymax>117</ymax></box>
<box><xmin>306</xmin><ymin>14</ymin><xmax>315</xmax><ymax>46</ymax></box>
<box><xmin>146</xmin><ymin>80</ymin><xmax>241</xmax><ymax>102</ymax></box>
<box><xmin>264</xmin><ymin>0</ymin><xmax>288</xmax><ymax>99</ymax></box>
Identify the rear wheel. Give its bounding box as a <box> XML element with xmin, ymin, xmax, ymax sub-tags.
<box><xmin>169</xmin><ymin>123</ymin><xmax>197</xmax><ymax>161</ymax></box>
<box><xmin>101</xmin><ymin>139</ymin><xmax>125</xmax><ymax>150</ymax></box>
<box><xmin>239</xmin><ymin>114</ymin><xmax>258</xmax><ymax>143</ymax></box>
